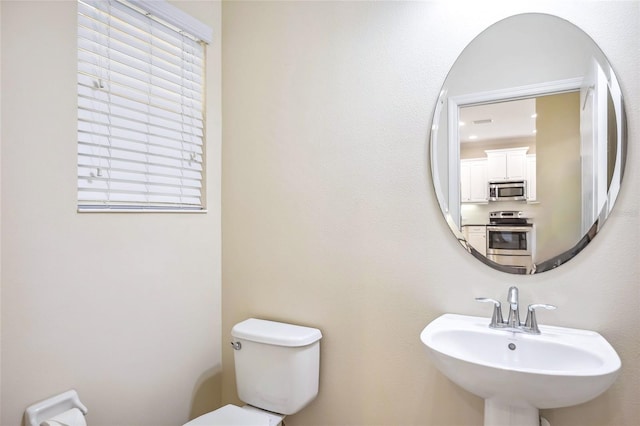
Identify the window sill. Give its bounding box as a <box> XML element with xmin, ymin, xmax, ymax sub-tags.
<box><xmin>77</xmin><ymin>208</ymin><xmax>208</xmax><ymax>214</ymax></box>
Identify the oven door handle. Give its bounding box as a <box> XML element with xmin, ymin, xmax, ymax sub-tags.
<box><xmin>487</xmin><ymin>226</ymin><xmax>531</xmax><ymax>232</ymax></box>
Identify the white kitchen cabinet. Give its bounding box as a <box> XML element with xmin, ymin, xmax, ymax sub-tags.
<box><xmin>463</xmin><ymin>225</ymin><xmax>487</xmax><ymax>256</ymax></box>
<box><xmin>485</xmin><ymin>147</ymin><xmax>529</xmax><ymax>182</ymax></box>
<box><xmin>526</xmin><ymin>154</ymin><xmax>537</xmax><ymax>201</ymax></box>
<box><xmin>460</xmin><ymin>158</ymin><xmax>488</xmax><ymax>203</ymax></box>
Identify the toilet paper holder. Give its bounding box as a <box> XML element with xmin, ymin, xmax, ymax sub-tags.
<box><xmin>25</xmin><ymin>389</ymin><xmax>88</xmax><ymax>426</ymax></box>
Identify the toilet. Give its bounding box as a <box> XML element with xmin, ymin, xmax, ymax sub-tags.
<box><xmin>185</xmin><ymin>318</ymin><xmax>323</xmax><ymax>426</ymax></box>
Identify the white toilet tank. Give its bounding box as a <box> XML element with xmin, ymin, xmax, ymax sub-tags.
<box><xmin>231</xmin><ymin>318</ymin><xmax>322</xmax><ymax>415</ymax></box>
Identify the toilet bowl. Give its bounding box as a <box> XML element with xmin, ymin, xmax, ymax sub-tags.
<box><xmin>184</xmin><ymin>318</ymin><xmax>322</xmax><ymax>426</ymax></box>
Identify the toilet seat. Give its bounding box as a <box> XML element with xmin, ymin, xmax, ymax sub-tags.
<box><xmin>183</xmin><ymin>404</ymin><xmax>270</xmax><ymax>426</ymax></box>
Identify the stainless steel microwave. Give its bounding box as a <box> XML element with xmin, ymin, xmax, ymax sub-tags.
<box><xmin>488</xmin><ymin>180</ymin><xmax>527</xmax><ymax>201</ymax></box>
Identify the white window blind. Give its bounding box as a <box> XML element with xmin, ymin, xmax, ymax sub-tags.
<box><xmin>77</xmin><ymin>0</ymin><xmax>210</xmax><ymax>211</ymax></box>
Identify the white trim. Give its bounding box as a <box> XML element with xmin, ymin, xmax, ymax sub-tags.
<box><xmin>124</xmin><ymin>0</ymin><xmax>213</xmax><ymax>43</ymax></box>
<box><xmin>447</xmin><ymin>96</ymin><xmax>461</xmax><ymax>229</ymax></box>
<box><xmin>78</xmin><ymin>208</ymin><xmax>208</xmax><ymax>213</ymax></box>
<box><xmin>448</xmin><ymin>78</ymin><xmax>583</xmax><ymax>109</ymax></box>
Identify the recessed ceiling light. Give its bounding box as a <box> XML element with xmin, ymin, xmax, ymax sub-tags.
<box><xmin>469</xmin><ymin>135</ymin><xmax>478</xmax><ymax>140</ymax></box>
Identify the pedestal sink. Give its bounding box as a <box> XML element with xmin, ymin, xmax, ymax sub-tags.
<box><xmin>420</xmin><ymin>314</ymin><xmax>621</xmax><ymax>426</ymax></box>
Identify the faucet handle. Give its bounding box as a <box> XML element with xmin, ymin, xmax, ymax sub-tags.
<box><xmin>524</xmin><ymin>303</ymin><xmax>557</xmax><ymax>334</ymax></box>
<box><xmin>475</xmin><ymin>297</ymin><xmax>504</xmax><ymax>327</ymax></box>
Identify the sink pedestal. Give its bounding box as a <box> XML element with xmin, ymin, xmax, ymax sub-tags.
<box><xmin>484</xmin><ymin>399</ymin><xmax>539</xmax><ymax>426</ymax></box>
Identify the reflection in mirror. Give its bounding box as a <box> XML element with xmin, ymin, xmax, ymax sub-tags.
<box><xmin>430</xmin><ymin>14</ymin><xmax>626</xmax><ymax>274</ymax></box>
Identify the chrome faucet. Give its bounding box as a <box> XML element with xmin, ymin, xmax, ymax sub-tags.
<box><xmin>506</xmin><ymin>286</ymin><xmax>520</xmax><ymax>327</ymax></box>
<box><xmin>476</xmin><ymin>286</ymin><xmax>556</xmax><ymax>334</ymax></box>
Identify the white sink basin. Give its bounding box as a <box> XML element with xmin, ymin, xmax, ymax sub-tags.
<box><xmin>420</xmin><ymin>314</ymin><xmax>621</xmax><ymax>425</ymax></box>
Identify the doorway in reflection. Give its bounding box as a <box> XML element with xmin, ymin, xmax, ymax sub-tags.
<box><xmin>459</xmin><ymin>91</ymin><xmax>581</xmax><ymax>269</ymax></box>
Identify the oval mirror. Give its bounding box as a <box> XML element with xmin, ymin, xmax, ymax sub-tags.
<box><xmin>430</xmin><ymin>13</ymin><xmax>626</xmax><ymax>274</ymax></box>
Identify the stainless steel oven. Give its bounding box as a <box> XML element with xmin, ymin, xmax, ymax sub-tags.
<box><xmin>486</xmin><ymin>211</ymin><xmax>533</xmax><ymax>272</ymax></box>
<box><xmin>486</xmin><ymin>225</ymin><xmax>532</xmax><ymax>256</ymax></box>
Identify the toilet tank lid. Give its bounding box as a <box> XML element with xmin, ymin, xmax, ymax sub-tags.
<box><xmin>232</xmin><ymin>318</ymin><xmax>322</xmax><ymax>347</ymax></box>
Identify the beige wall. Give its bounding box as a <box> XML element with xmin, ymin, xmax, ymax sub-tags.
<box><xmin>222</xmin><ymin>2</ymin><xmax>639</xmax><ymax>426</ymax></box>
<box><xmin>0</xmin><ymin>1</ymin><xmax>222</xmax><ymax>425</ymax></box>
<box><xmin>536</xmin><ymin>91</ymin><xmax>582</xmax><ymax>261</ymax></box>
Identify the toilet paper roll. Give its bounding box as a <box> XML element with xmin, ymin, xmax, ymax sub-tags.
<box><xmin>41</xmin><ymin>408</ymin><xmax>87</xmax><ymax>426</ymax></box>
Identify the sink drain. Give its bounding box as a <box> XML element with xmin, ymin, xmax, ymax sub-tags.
<box><xmin>508</xmin><ymin>343</ymin><xmax>516</xmax><ymax>351</ymax></box>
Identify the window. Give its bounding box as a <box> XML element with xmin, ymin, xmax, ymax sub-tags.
<box><xmin>77</xmin><ymin>0</ymin><xmax>212</xmax><ymax>211</ymax></box>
